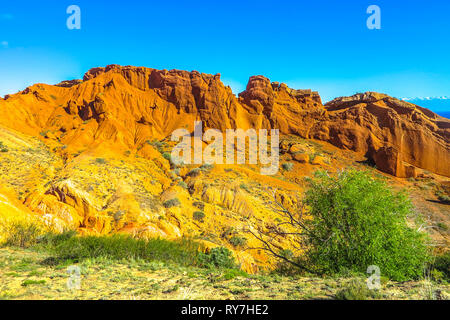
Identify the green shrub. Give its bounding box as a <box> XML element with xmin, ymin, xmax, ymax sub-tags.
<box><xmin>193</xmin><ymin>211</ymin><xmax>205</xmax><ymax>222</ymax></box>
<box><xmin>221</xmin><ymin>269</ymin><xmax>248</xmax><ymax>280</ymax></box>
<box><xmin>187</xmin><ymin>168</ymin><xmax>201</xmax><ymax>177</ymax></box>
<box><xmin>229</xmin><ymin>236</ymin><xmax>247</xmax><ymax>247</ymax></box>
<box><xmin>198</xmin><ymin>247</ymin><xmax>236</xmax><ymax>269</ymax></box>
<box><xmin>432</xmin><ymin>252</ymin><xmax>450</xmax><ymax>282</ymax></box>
<box><xmin>193</xmin><ymin>201</ymin><xmax>205</xmax><ymax>211</ymax></box>
<box><xmin>162</xmin><ymin>152</ymin><xmax>171</xmax><ymax>161</ymax></box>
<box><xmin>95</xmin><ymin>158</ymin><xmax>107</xmax><ymax>164</ymax></box>
<box><xmin>282</xmin><ymin>162</ymin><xmax>294</xmax><ymax>171</ymax></box>
<box><xmin>0</xmin><ymin>141</ymin><xmax>8</xmax><ymax>152</ymax></box>
<box><xmin>240</xmin><ymin>183</ymin><xmax>250</xmax><ymax>192</ymax></box>
<box><xmin>304</xmin><ymin>170</ymin><xmax>430</xmax><ymax>281</ymax></box>
<box><xmin>335</xmin><ymin>279</ymin><xmax>379</xmax><ymax>300</ymax></box>
<box><xmin>178</xmin><ymin>181</ymin><xmax>188</xmax><ymax>189</ymax></box>
<box><xmin>163</xmin><ymin>198</ymin><xmax>181</xmax><ymax>208</ymax></box>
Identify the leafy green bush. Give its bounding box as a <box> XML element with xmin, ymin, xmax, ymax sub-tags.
<box><xmin>304</xmin><ymin>170</ymin><xmax>430</xmax><ymax>281</ymax></box>
<box><xmin>193</xmin><ymin>211</ymin><xmax>205</xmax><ymax>222</ymax></box>
<box><xmin>163</xmin><ymin>198</ymin><xmax>181</xmax><ymax>208</ymax></box>
<box><xmin>229</xmin><ymin>236</ymin><xmax>247</xmax><ymax>247</ymax></box>
<box><xmin>198</xmin><ymin>247</ymin><xmax>236</xmax><ymax>269</ymax></box>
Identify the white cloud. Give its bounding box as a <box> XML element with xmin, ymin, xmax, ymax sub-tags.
<box><xmin>1</xmin><ymin>41</ymin><xmax>8</xmax><ymax>49</ymax></box>
<box><xmin>402</xmin><ymin>96</ymin><xmax>449</xmax><ymax>101</ymax></box>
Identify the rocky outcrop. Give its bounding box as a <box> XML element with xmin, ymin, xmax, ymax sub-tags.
<box><xmin>0</xmin><ymin>65</ymin><xmax>448</xmax><ymax>178</ymax></box>
<box><xmin>320</xmin><ymin>92</ymin><xmax>450</xmax><ymax>177</ymax></box>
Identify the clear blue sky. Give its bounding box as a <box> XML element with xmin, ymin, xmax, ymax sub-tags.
<box><xmin>1</xmin><ymin>0</ymin><xmax>450</xmax><ymax>112</ymax></box>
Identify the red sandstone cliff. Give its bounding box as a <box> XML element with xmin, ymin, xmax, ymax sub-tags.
<box><xmin>0</xmin><ymin>65</ymin><xmax>448</xmax><ymax>178</ymax></box>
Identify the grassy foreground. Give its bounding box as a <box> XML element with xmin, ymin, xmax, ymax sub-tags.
<box><xmin>1</xmin><ymin>246</ymin><xmax>449</xmax><ymax>300</ymax></box>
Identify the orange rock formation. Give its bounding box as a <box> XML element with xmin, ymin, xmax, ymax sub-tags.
<box><xmin>1</xmin><ymin>65</ymin><xmax>447</xmax><ymax>178</ymax></box>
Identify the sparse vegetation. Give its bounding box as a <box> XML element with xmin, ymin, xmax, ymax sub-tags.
<box><xmin>95</xmin><ymin>158</ymin><xmax>107</xmax><ymax>164</ymax></box>
<box><xmin>198</xmin><ymin>247</ymin><xmax>236</xmax><ymax>269</ymax></box>
<box><xmin>335</xmin><ymin>279</ymin><xmax>379</xmax><ymax>300</ymax></box>
<box><xmin>0</xmin><ymin>141</ymin><xmax>8</xmax><ymax>152</ymax></box>
<box><xmin>281</xmin><ymin>162</ymin><xmax>294</xmax><ymax>171</ymax></box>
<box><xmin>193</xmin><ymin>201</ymin><xmax>205</xmax><ymax>211</ymax></box>
<box><xmin>229</xmin><ymin>236</ymin><xmax>247</xmax><ymax>247</ymax></box>
<box><xmin>436</xmin><ymin>190</ymin><xmax>450</xmax><ymax>204</ymax></box>
<box><xmin>163</xmin><ymin>198</ymin><xmax>181</xmax><ymax>208</ymax></box>
<box><xmin>187</xmin><ymin>168</ymin><xmax>201</xmax><ymax>177</ymax></box>
<box><xmin>193</xmin><ymin>211</ymin><xmax>205</xmax><ymax>222</ymax></box>
<box><xmin>162</xmin><ymin>152</ymin><xmax>171</xmax><ymax>161</ymax></box>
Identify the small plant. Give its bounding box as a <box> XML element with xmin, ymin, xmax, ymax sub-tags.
<box><xmin>163</xmin><ymin>198</ymin><xmax>181</xmax><ymax>208</ymax></box>
<box><xmin>187</xmin><ymin>168</ymin><xmax>201</xmax><ymax>177</ymax></box>
<box><xmin>193</xmin><ymin>211</ymin><xmax>205</xmax><ymax>222</ymax></box>
<box><xmin>198</xmin><ymin>247</ymin><xmax>236</xmax><ymax>269</ymax></box>
<box><xmin>335</xmin><ymin>279</ymin><xmax>378</xmax><ymax>300</ymax></box>
<box><xmin>436</xmin><ymin>222</ymin><xmax>448</xmax><ymax>231</ymax></box>
<box><xmin>162</xmin><ymin>152</ymin><xmax>171</xmax><ymax>161</ymax></box>
<box><xmin>0</xmin><ymin>141</ymin><xmax>8</xmax><ymax>152</ymax></box>
<box><xmin>193</xmin><ymin>201</ymin><xmax>205</xmax><ymax>211</ymax></box>
<box><xmin>436</xmin><ymin>192</ymin><xmax>450</xmax><ymax>204</ymax></box>
<box><xmin>240</xmin><ymin>183</ymin><xmax>250</xmax><ymax>192</ymax></box>
<box><xmin>229</xmin><ymin>236</ymin><xmax>247</xmax><ymax>247</ymax></box>
<box><xmin>221</xmin><ymin>269</ymin><xmax>248</xmax><ymax>280</ymax></box>
<box><xmin>178</xmin><ymin>181</ymin><xmax>188</xmax><ymax>189</ymax></box>
<box><xmin>281</xmin><ymin>162</ymin><xmax>294</xmax><ymax>171</ymax></box>
<box><xmin>95</xmin><ymin>158</ymin><xmax>107</xmax><ymax>164</ymax></box>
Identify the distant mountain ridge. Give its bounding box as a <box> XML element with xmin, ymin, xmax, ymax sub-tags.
<box><xmin>402</xmin><ymin>97</ymin><xmax>450</xmax><ymax>117</ymax></box>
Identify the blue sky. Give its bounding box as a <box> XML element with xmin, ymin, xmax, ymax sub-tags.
<box><xmin>1</xmin><ymin>0</ymin><xmax>450</xmax><ymax>112</ymax></box>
